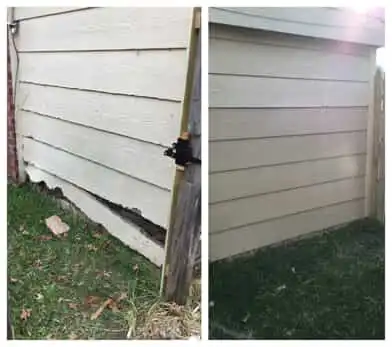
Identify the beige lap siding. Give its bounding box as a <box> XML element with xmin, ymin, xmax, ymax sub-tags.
<box><xmin>209</xmin><ymin>24</ymin><xmax>371</xmax><ymax>260</ymax></box>
<box><xmin>14</xmin><ymin>7</ymin><xmax>194</xmax><ymax>228</ymax></box>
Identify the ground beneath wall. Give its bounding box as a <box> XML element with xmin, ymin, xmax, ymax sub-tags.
<box><xmin>209</xmin><ymin>219</ymin><xmax>385</xmax><ymax>339</ymax></box>
<box><xmin>7</xmin><ymin>183</ymin><xmax>161</xmax><ymax>339</ymax></box>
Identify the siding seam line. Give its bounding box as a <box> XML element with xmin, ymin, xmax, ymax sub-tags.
<box><xmin>18</xmin><ymin>47</ymin><xmax>188</xmax><ymax>53</ymax></box>
<box><xmin>210</xmin><ymin>175</ymin><xmax>366</xmax><ymax>205</ymax></box>
<box><xmin>209</xmin><ymin>152</ymin><xmax>367</xmax><ymax>174</ymax></box>
<box><xmin>210</xmin><ymin>197</ymin><xmax>365</xmax><ymax>236</ymax></box>
<box><xmin>14</xmin><ymin>7</ymin><xmax>97</xmax><ymax>22</ymax></box>
<box><xmin>209</xmin><ymin>72</ymin><xmax>369</xmax><ymax>83</ymax></box>
<box><xmin>215</xmin><ymin>7</ymin><xmax>373</xmax><ymax>29</ymax></box>
<box><xmin>20</xmin><ymin>109</ymin><xmax>169</xmax><ymax>148</ymax></box>
<box><xmin>19</xmin><ymin>80</ymin><xmax>182</xmax><ymax>103</ymax></box>
<box><xmin>22</xmin><ymin>136</ymin><xmax>172</xmax><ymax>192</ymax></box>
<box><xmin>209</xmin><ymin>32</ymin><xmax>370</xmax><ymax>58</ymax></box>
<box><xmin>210</xmin><ymin>129</ymin><xmax>367</xmax><ymax>142</ymax></box>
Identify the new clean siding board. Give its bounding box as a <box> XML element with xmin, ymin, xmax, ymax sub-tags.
<box><xmin>15</xmin><ymin>7</ymin><xmax>194</xmax><ymax>228</ymax></box>
<box><xmin>210</xmin><ymin>132</ymin><xmax>367</xmax><ymax>172</ymax></box>
<box><xmin>210</xmin><ymin>75</ymin><xmax>369</xmax><ymax>108</ymax></box>
<box><xmin>209</xmin><ymin>7</ymin><xmax>385</xmax><ymax>46</ymax></box>
<box><xmin>210</xmin><ymin>155</ymin><xmax>366</xmax><ymax>203</ymax></box>
<box><xmin>210</xmin><ymin>199</ymin><xmax>365</xmax><ymax>261</ymax></box>
<box><xmin>209</xmin><ymin>108</ymin><xmax>368</xmax><ymax>141</ymax></box>
<box><xmin>209</xmin><ymin>22</ymin><xmax>374</xmax><ymax>260</ymax></box>
<box><xmin>210</xmin><ymin>177</ymin><xmax>365</xmax><ymax>233</ymax></box>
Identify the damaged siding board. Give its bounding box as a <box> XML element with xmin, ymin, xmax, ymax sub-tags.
<box><xmin>23</xmin><ymin>138</ymin><xmax>171</xmax><ymax>228</ymax></box>
<box><xmin>15</xmin><ymin>7</ymin><xmax>193</xmax><ymax>51</ymax></box>
<box><xmin>14</xmin><ymin>7</ymin><xmax>194</xmax><ymax>229</ymax></box>
<box><xmin>210</xmin><ymin>199</ymin><xmax>365</xmax><ymax>261</ymax></box>
<box><xmin>18</xmin><ymin>83</ymin><xmax>181</xmax><ymax>146</ymax></box>
<box><xmin>20</xmin><ymin>111</ymin><xmax>174</xmax><ymax>190</ymax></box>
<box><xmin>26</xmin><ymin>165</ymin><xmax>165</xmax><ymax>266</ymax></box>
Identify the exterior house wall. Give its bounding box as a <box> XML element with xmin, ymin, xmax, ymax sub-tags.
<box><xmin>209</xmin><ymin>11</ymin><xmax>383</xmax><ymax>261</ymax></box>
<box><xmin>209</xmin><ymin>7</ymin><xmax>385</xmax><ymax>46</ymax></box>
<box><xmin>11</xmin><ymin>7</ymin><xmax>194</xmax><ymax>230</ymax></box>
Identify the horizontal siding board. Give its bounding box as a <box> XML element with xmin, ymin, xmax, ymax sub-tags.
<box><xmin>210</xmin><ymin>132</ymin><xmax>367</xmax><ymax>172</ymax></box>
<box><xmin>210</xmin><ymin>199</ymin><xmax>365</xmax><ymax>260</ymax></box>
<box><xmin>209</xmin><ymin>38</ymin><xmax>370</xmax><ymax>81</ymax></box>
<box><xmin>210</xmin><ymin>24</ymin><xmax>373</xmax><ymax>57</ymax></box>
<box><xmin>27</xmin><ymin>165</ymin><xmax>165</xmax><ymax>266</ymax></box>
<box><xmin>209</xmin><ymin>74</ymin><xmax>369</xmax><ymax>108</ymax></box>
<box><xmin>209</xmin><ymin>7</ymin><xmax>384</xmax><ymax>47</ymax></box>
<box><xmin>209</xmin><ymin>107</ymin><xmax>368</xmax><ymax>140</ymax></box>
<box><xmin>218</xmin><ymin>7</ymin><xmax>384</xmax><ymax>29</ymax></box>
<box><xmin>18</xmin><ymin>83</ymin><xmax>181</xmax><ymax>146</ymax></box>
<box><xmin>16</xmin><ymin>7</ymin><xmax>193</xmax><ymax>51</ymax></box>
<box><xmin>19</xmin><ymin>111</ymin><xmax>174</xmax><ymax>190</ymax></box>
<box><xmin>210</xmin><ymin>177</ymin><xmax>365</xmax><ymax>233</ymax></box>
<box><xmin>23</xmin><ymin>138</ymin><xmax>171</xmax><ymax>227</ymax></box>
<box><xmin>210</xmin><ymin>155</ymin><xmax>366</xmax><ymax>203</ymax></box>
<box><xmin>19</xmin><ymin>50</ymin><xmax>188</xmax><ymax>101</ymax></box>
<box><xmin>14</xmin><ymin>7</ymin><xmax>83</xmax><ymax>20</ymax></box>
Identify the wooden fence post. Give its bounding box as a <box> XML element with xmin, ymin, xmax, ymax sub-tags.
<box><xmin>365</xmin><ymin>52</ymin><xmax>377</xmax><ymax>217</ymax></box>
<box><xmin>160</xmin><ymin>8</ymin><xmax>201</xmax><ymax>305</ymax></box>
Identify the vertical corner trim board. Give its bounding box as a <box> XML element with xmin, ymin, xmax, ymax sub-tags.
<box><xmin>26</xmin><ymin>165</ymin><xmax>165</xmax><ymax>267</ymax></box>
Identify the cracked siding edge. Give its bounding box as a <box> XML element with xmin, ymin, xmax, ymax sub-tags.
<box><xmin>26</xmin><ymin>164</ymin><xmax>165</xmax><ymax>267</ymax></box>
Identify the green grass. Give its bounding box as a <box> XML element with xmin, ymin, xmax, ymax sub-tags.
<box><xmin>209</xmin><ymin>219</ymin><xmax>385</xmax><ymax>339</ymax></box>
<box><xmin>8</xmin><ymin>183</ymin><xmax>161</xmax><ymax>340</ymax></box>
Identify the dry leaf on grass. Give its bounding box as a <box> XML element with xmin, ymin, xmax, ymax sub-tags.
<box><xmin>68</xmin><ymin>303</ymin><xmax>79</xmax><ymax>310</ymax></box>
<box><xmin>131</xmin><ymin>302</ymin><xmax>201</xmax><ymax>340</ymax></box>
<box><xmin>96</xmin><ymin>270</ymin><xmax>111</xmax><ymax>279</ymax></box>
<box><xmin>10</xmin><ymin>277</ymin><xmax>19</xmax><ymax>283</ymax></box>
<box><xmin>37</xmin><ymin>235</ymin><xmax>53</xmax><ymax>241</ymax></box>
<box><xmin>20</xmin><ymin>308</ymin><xmax>32</xmax><ymax>320</ymax></box>
<box><xmin>91</xmin><ymin>298</ymin><xmax>114</xmax><ymax>320</ymax></box>
<box><xmin>117</xmin><ymin>292</ymin><xmax>127</xmax><ymax>302</ymax></box>
<box><xmin>102</xmin><ymin>240</ymin><xmax>111</xmax><ymax>249</ymax></box>
<box><xmin>92</xmin><ymin>231</ymin><xmax>103</xmax><ymax>238</ymax></box>
<box><xmin>34</xmin><ymin>259</ymin><xmax>43</xmax><ymax>270</ymax></box>
<box><xmin>87</xmin><ymin>244</ymin><xmax>98</xmax><ymax>252</ymax></box>
<box><xmin>56</xmin><ymin>275</ymin><xmax>68</xmax><ymax>282</ymax></box>
<box><xmin>132</xmin><ymin>264</ymin><xmax>139</xmax><ymax>272</ymax></box>
<box><xmin>84</xmin><ymin>295</ymin><xmax>101</xmax><ymax>308</ymax></box>
<box><xmin>45</xmin><ymin>215</ymin><xmax>70</xmax><ymax>236</ymax></box>
<box><xmin>107</xmin><ymin>292</ymin><xmax>128</xmax><ymax>313</ymax></box>
<box><xmin>108</xmin><ymin>301</ymin><xmax>120</xmax><ymax>313</ymax></box>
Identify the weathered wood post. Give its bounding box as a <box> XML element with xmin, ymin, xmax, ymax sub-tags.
<box><xmin>160</xmin><ymin>8</ymin><xmax>201</xmax><ymax>305</ymax></box>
